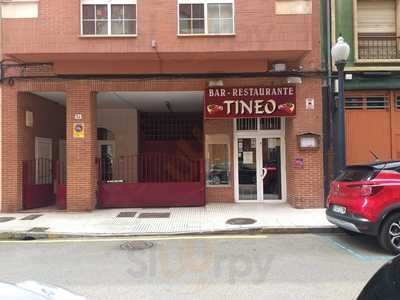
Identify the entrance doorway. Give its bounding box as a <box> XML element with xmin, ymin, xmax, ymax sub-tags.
<box><xmin>35</xmin><ymin>137</ymin><xmax>53</xmax><ymax>184</ymax></box>
<box><xmin>98</xmin><ymin>140</ymin><xmax>115</xmax><ymax>182</ymax></box>
<box><xmin>234</xmin><ymin>118</ymin><xmax>286</xmax><ymax>202</ymax></box>
<box><xmin>95</xmin><ymin>91</ymin><xmax>205</xmax><ymax>208</ymax></box>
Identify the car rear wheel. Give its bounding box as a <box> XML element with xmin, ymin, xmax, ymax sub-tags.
<box><xmin>379</xmin><ymin>212</ymin><xmax>400</xmax><ymax>255</ymax></box>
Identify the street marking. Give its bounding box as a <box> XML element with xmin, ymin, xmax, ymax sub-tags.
<box><xmin>327</xmin><ymin>237</ymin><xmax>393</xmax><ymax>261</ymax></box>
<box><xmin>0</xmin><ymin>234</ymin><xmax>269</xmax><ymax>244</ymax></box>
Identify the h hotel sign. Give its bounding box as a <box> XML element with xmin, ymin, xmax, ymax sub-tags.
<box><xmin>204</xmin><ymin>86</ymin><xmax>296</xmax><ymax>119</ymax></box>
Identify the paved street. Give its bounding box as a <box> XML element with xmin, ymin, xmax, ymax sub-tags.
<box><xmin>0</xmin><ymin>233</ymin><xmax>393</xmax><ymax>300</ymax></box>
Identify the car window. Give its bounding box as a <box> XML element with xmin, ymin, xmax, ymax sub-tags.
<box><xmin>381</xmin><ymin>162</ymin><xmax>400</xmax><ymax>171</ymax></box>
<box><xmin>336</xmin><ymin>166</ymin><xmax>379</xmax><ymax>182</ymax></box>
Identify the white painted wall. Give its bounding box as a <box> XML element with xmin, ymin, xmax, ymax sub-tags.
<box><xmin>97</xmin><ymin>108</ymin><xmax>138</xmax><ymax>158</ymax></box>
<box><xmin>97</xmin><ymin>109</ymin><xmax>139</xmax><ymax>182</ymax></box>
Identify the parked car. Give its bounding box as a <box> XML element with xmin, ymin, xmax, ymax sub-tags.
<box><xmin>0</xmin><ymin>280</ymin><xmax>86</xmax><ymax>299</ymax></box>
<box><xmin>208</xmin><ymin>164</ymin><xmax>229</xmax><ymax>185</ymax></box>
<box><xmin>326</xmin><ymin>161</ymin><xmax>400</xmax><ymax>254</ymax></box>
<box><xmin>209</xmin><ymin>162</ymin><xmax>279</xmax><ymax>186</ymax></box>
<box><xmin>357</xmin><ymin>254</ymin><xmax>400</xmax><ymax>300</ymax></box>
<box><xmin>238</xmin><ymin>164</ymin><xmax>257</xmax><ymax>184</ymax></box>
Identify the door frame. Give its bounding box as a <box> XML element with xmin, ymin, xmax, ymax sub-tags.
<box><xmin>233</xmin><ymin>120</ymin><xmax>287</xmax><ymax>203</ymax></box>
<box><xmin>34</xmin><ymin>137</ymin><xmax>53</xmax><ymax>184</ymax></box>
<box><xmin>97</xmin><ymin>140</ymin><xmax>116</xmax><ymax>158</ymax></box>
<box><xmin>59</xmin><ymin>139</ymin><xmax>66</xmax><ymax>164</ymax></box>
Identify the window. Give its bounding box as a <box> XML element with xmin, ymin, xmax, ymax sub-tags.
<box><xmin>236</xmin><ymin>118</ymin><xmax>282</xmax><ymax>131</ymax></box>
<box><xmin>207</xmin><ymin>3</ymin><xmax>234</xmax><ymax>34</ymax></box>
<box><xmin>206</xmin><ymin>135</ymin><xmax>231</xmax><ymax>186</ymax></box>
<box><xmin>207</xmin><ymin>144</ymin><xmax>229</xmax><ymax>185</ymax></box>
<box><xmin>366</xmin><ymin>96</ymin><xmax>388</xmax><ymax>109</ymax></box>
<box><xmin>236</xmin><ymin>118</ymin><xmax>258</xmax><ymax>131</ymax></box>
<box><xmin>81</xmin><ymin>0</ymin><xmax>137</xmax><ymax>36</ymax></box>
<box><xmin>356</xmin><ymin>0</ymin><xmax>398</xmax><ymax>60</ymax></box>
<box><xmin>345</xmin><ymin>97</ymin><xmax>363</xmax><ymax>109</ymax></box>
<box><xmin>178</xmin><ymin>0</ymin><xmax>234</xmax><ymax>35</ymax></box>
<box><xmin>345</xmin><ymin>96</ymin><xmax>389</xmax><ymax>110</ymax></box>
<box><xmin>179</xmin><ymin>4</ymin><xmax>205</xmax><ymax>34</ymax></box>
<box><xmin>260</xmin><ymin>118</ymin><xmax>281</xmax><ymax>130</ymax></box>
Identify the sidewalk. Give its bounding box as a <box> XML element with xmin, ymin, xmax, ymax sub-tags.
<box><xmin>0</xmin><ymin>202</ymin><xmax>337</xmax><ymax>239</ymax></box>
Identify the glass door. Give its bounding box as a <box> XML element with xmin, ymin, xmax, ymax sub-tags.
<box><xmin>236</xmin><ymin>136</ymin><xmax>282</xmax><ymax>201</ymax></box>
<box><xmin>98</xmin><ymin>141</ymin><xmax>115</xmax><ymax>181</ymax></box>
<box><xmin>237</xmin><ymin>138</ymin><xmax>258</xmax><ymax>200</ymax></box>
<box><xmin>262</xmin><ymin>138</ymin><xmax>282</xmax><ymax>200</ymax></box>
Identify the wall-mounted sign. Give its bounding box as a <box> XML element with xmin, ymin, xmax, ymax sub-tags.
<box><xmin>204</xmin><ymin>86</ymin><xmax>296</xmax><ymax>119</ymax></box>
<box><xmin>305</xmin><ymin>98</ymin><xmax>315</xmax><ymax>110</ymax></box>
<box><xmin>297</xmin><ymin>133</ymin><xmax>320</xmax><ymax>150</ymax></box>
<box><xmin>243</xmin><ymin>151</ymin><xmax>254</xmax><ymax>164</ymax></box>
<box><xmin>73</xmin><ymin>123</ymin><xmax>85</xmax><ymax>138</ymax></box>
<box><xmin>293</xmin><ymin>158</ymin><xmax>304</xmax><ymax>169</ymax></box>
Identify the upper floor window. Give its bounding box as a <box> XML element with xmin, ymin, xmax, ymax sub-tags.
<box><xmin>356</xmin><ymin>0</ymin><xmax>398</xmax><ymax>60</ymax></box>
<box><xmin>178</xmin><ymin>0</ymin><xmax>234</xmax><ymax>35</ymax></box>
<box><xmin>81</xmin><ymin>0</ymin><xmax>137</xmax><ymax>36</ymax></box>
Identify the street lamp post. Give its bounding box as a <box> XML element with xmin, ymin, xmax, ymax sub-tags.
<box><xmin>331</xmin><ymin>36</ymin><xmax>350</xmax><ymax>175</ymax></box>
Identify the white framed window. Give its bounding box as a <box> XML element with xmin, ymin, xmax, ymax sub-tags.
<box><xmin>205</xmin><ymin>134</ymin><xmax>231</xmax><ymax>187</ymax></box>
<box><xmin>81</xmin><ymin>0</ymin><xmax>137</xmax><ymax>36</ymax></box>
<box><xmin>178</xmin><ymin>0</ymin><xmax>235</xmax><ymax>35</ymax></box>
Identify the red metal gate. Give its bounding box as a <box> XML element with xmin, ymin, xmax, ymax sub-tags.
<box><xmin>55</xmin><ymin>160</ymin><xmax>67</xmax><ymax>210</ymax></box>
<box><xmin>98</xmin><ymin>153</ymin><xmax>205</xmax><ymax>208</ymax></box>
<box><xmin>22</xmin><ymin>159</ymin><xmax>67</xmax><ymax>210</ymax></box>
<box><xmin>22</xmin><ymin>159</ymin><xmax>56</xmax><ymax>209</ymax></box>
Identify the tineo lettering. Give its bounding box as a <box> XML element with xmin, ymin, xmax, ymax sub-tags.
<box><xmin>222</xmin><ymin>99</ymin><xmax>277</xmax><ymax>115</ymax></box>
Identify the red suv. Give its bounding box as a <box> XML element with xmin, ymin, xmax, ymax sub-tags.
<box><xmin>326</xmin><ymin>161</ymin><xmax>400</xmax><ymax>254</ymax></box>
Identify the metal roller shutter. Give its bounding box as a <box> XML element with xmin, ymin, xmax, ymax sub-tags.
<box><xmin>358</xmin><ymin>0</ymin><xmax>395</xmax><ymax>33</ymax></box>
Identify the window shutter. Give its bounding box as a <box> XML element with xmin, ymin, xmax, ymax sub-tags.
<box><xmin>358</xmin><ymin>0</ymin><xmax>396</xmax><ymax>33</ymax></box>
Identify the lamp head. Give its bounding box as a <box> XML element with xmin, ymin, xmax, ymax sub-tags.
<box><xmin>331</xmin><ymin>36</ymin><xmax>350</xmax><ymax>63</ymax></box>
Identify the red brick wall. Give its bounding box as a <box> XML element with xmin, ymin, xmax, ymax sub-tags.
<box><xmin>1</xmin><ymin>76</ymin><xmax>324</xmax><ymax>212</ymax></box>
<box><xmin>66</xmin><ymin>82</ymin><xmax>97</xmax><ymax>211</ymax></box>
<box><xmin>1</xmin><ymin>0</ymin><xmax>320</xmax><ymax>76</ymax></box>
<box><xmin>19</xmin><ymin>93</ymin><xmax>66</xmax><ymax>162</ymax></box>
<box><xmin>285</xmin><ymin>78</ymin><xmax>324</xmax><ymax>208</ymax></box>
<box><xmin>2</xmin><ymin>87</ymin><xmax>21</xmax><ymax>211</ymax></box>
<box><xmin>3</xmin><ymin>0</ymin><xmax>313</xmax><ymax>56</ymax></box>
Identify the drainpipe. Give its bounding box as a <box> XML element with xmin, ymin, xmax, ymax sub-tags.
<box><xmin>322</xmin><ymin>0</ymin><xmax>333</xmax><ymax>206</ymax></box>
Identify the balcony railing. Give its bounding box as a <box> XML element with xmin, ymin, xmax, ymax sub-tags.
<box><xmin>358</xmin><ymin>33</ymin><xmax>398</xmax><ymax>60</ymax></box>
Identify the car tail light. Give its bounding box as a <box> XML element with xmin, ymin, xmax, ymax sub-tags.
<box><xmin>348</xmin><ymin>184</ymin><xmax>383</xmax><ymax>196</ymax></box>
<box><xmin>330</xmin><ymin>182</ymin><xmax>340</xmax><ymax>196</ymax></box>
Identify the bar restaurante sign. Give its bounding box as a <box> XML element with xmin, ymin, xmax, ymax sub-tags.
<box><xmin>204</xmin><ymin>86</ymin><xmax>296</xmax><ymax>119</ymax></box>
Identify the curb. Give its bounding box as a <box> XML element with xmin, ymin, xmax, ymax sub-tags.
<box><xmin>0</xmin><ymin>226</ymin><xmax>341</xmax><ymax>241</ymax></box>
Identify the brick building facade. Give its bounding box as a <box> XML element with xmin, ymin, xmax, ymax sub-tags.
<box><xmin>0</xmin><ymin>0</ymin><xmax>324</xmax><ymax>212</ymax></box>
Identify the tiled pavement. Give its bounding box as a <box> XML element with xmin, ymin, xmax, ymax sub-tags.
<box><xmin>0</xmin><ymin>202</ymin><xmax>335</xmax><ymax>237</ymax></box>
